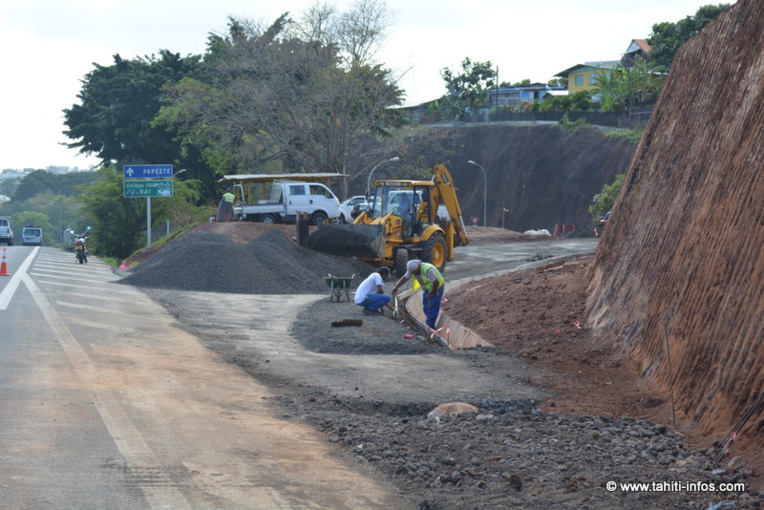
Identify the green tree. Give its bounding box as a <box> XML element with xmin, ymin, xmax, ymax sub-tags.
<box><xmin>78</xmin><ymin>167</ymin><xmax>204</xmax><ymax>258</ymax></box>
<box><xmin>158</xmin><ymin>7</ymin><xmax>403</xmax><ymax>198</ymax></box>
<box><xmin>569</xmin><ymin>91</ymin><xmax>593</xmax><ymax>111</ymax></box>
<box><xmin>62</xmin><ymin>51</ymin><xmax>216</xmax><ymax>197</ymax></box>
<box><xmin>626</xmin><ymin>57</ymin><xmax>666</xmax><ymax>104</ymax></box>
<box><xmin>592</xmin><ymin>58</ymin><xmax>666</xmax><ymax>113</ymax></box>
<box><xmin>0</xmin><ymin>175</ymin><xmax>21</xmax><ymax>198</ymax></box>
<box><xmin>440</xmin><ymin>58</ymin><xmax>497</xmax><ymax>114</ymax></box>
<box><xmin>12</xmin><ymin>170</ymin><xmax>99</xmax><ymax>202</ymax></box>
<box><xmin>589</xmin><ymin>173</ymin><xmax>624</xmax><ymax>222</ymax></box>
<box><xmin>648</xmin><ymin>4</ymin><xmax>730</xmax><ymax>68</ymax></box>
<box><xmin>592</xmin><ymin>69</ymin><xmax>627</xmax><ymax>113</ymax></box>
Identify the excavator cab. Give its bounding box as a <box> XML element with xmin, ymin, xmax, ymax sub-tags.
<box><xmin>365</xmin><ymin>186</ymin><xmax>428</xmax><ymax>236</ymax></box>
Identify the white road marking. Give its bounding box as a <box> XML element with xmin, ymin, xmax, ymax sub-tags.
<box><xmin>0</xmin><ymin>247</ymin><xmax>38</xmax><ymax>311</ymax></box>
<box><xmin>29</xmin><ymin>270</ymin><xmax>111</xmax><ymax>283</ymax></box>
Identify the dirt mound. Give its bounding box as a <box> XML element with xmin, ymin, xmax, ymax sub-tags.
<box><xmin>588</xmin><ymin>0</ymin><xmax>764</xmax><ymax>456</ymax></box>
<box><xmin>443</xmin><ymin>256</ymin><xmax>684</xmax><ymax>424</ymax></box>
<box><xmin>118</xmin><ymin>229</ymin><xmax>376</xmax><ymax>294</ymax></box>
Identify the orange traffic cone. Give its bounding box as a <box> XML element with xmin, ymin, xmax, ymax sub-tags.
<box><xmin>0</xmin><ymin>248</ymin><xmax>10</xmax><ymax>276</ymax></box>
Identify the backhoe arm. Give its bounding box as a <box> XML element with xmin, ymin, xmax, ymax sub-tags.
<box><xmin>431</xmin><ymin>164</ymin><xmax>469</xmax><ymax>248</ymax></box>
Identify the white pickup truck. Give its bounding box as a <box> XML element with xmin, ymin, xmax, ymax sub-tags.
<box><xmin>232</xmin><ymin>179</ymin><xmax>342</xmax><ymax>225</ymax></box>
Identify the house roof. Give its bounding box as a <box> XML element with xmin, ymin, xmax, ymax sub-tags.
<box><xmin>625</xmin><ymin>39</ymin><xmax>651</xmax><ymax>55</ymax></box>
<box><xmin>554</xmin><ymin>61</ymin><xmax>621</xmax><ymax>77</ymax></box>
<box><xmin>488</xmin><ymin>83</ymin><xmax>565</xmax><ymax>94</ymax></box>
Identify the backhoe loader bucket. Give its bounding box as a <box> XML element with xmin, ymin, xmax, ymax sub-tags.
<box><xmin>306</xmin><ymin>223</ymin><xmax>387</xmax><ymax>259</ymax></box>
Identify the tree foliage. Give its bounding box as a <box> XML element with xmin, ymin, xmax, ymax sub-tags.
<box><xmin>440</xmin><ymin>58</ymin><xmax>497</xmax><ymax>114</ymax></box>
<box><xmin>592</xmin><ymin>58</ymin><xmax>665</xmax><ymax>113</ymax></box>
<box><xmin>538</xmin><ymin>91</ymin><xmax>593</xmax><ymax>113</ymax></box>
<box><xmin>77</xmin><ymin>167</ymin><xmax>204</xmax><ymax>258</ymax></box>
<box><xmin>11</xmin><ymin>170</ymin><xmax>99</xmax><ymax>202</ymax></box>
<box><xmin>589</xmin><ymin>173</ymin><xmax>625</xmax><ymax>222</ymax></box>
<box><xmin>648</xmin><ymin>4</ymin><xmax>730</xmax><ymax>68</ymax></box>
<box><xmin>157</xmin><ymin>2</ymin><xmax>403</xmax><ymax>197</ymax></box>
<box><xmin>63</xmin><ymin>51</ymin><xmax>202</xmax><ymax>165</ymax></box>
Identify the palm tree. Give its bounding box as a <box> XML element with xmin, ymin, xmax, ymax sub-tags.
<box><xmin>592</xmin><ymin>68</ymin><xmax>627</xmax><ymax>113</ymax></box>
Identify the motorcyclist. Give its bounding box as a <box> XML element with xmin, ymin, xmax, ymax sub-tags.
<box><xmin>71</xmin><ymin>227</ymin><xmax>91</xmax><ymax>263</ymax></box>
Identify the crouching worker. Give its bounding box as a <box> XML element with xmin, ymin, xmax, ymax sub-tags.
<box><xmin>355</xmin><ymin>266</ymin><xmax>392</xmax><ymax>315</ymax></box>
<box><xmin>392</xmin><ymin>260</ymin><xmax>444</xmax><ymax>329</ymax></box>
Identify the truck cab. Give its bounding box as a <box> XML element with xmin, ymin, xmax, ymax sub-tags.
<box><xmin>228</xmin><ymin>176</ymin><xmax>343</xmax><ymax>225</ymax></box>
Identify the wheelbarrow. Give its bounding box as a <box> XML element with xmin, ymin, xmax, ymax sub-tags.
<box><xmin>324</xmin><ymin>274</ymin><xmax>355</xmax><ymax>302</ymax></box>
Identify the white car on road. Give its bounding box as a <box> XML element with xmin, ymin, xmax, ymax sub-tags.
<box><xmin>338</xmin><ymin>195</ymin><xmax>369</xmax><ymax>223</ymax></box>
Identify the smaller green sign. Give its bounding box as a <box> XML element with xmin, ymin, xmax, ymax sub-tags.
<box><xmin>124</xmin><ymin>180</ymin><xmax>173</xmax><ymax>198</ymax></box>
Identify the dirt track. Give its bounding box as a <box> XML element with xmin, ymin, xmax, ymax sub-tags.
<box><xmin>118</xmin><ymin>223</ymin><xmax>762</xmax><ymax>509</ymax></box>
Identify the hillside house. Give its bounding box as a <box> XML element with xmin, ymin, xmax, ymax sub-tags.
<box><xmin>622</xmin><ymin>39</ymin><xmax>651</xmax><ymax>64</ymax></box>
<box><xmin>485</xmin><ymin>83</ymin><xmax>566</xmax><ymax>108</ymax></box>
<box><xmin>554</xmin><ymin>61</ymin><xmax>621</xmax><ymax>95</ymax></box>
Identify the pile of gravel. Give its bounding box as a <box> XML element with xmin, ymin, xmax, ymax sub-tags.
<box><xmin>118</xmin><ymin>230</ymin><xmax>377</xmax><ymax>294</ymax></box>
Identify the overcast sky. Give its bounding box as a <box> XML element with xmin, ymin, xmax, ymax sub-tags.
<box><xmin>0</xmin><ymin>0</ymin><xmax>730</xmax><ymax>171</ymax></box>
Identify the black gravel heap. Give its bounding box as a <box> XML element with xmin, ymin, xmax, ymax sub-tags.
<box><xmin>117</xmin><ymin>230</ymin><xmax>377</xmax><ymax>294</ymax></box>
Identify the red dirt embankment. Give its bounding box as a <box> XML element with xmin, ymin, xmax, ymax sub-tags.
<box><xmin>588</xmin><ymin>0</ymin><xmax>764</xmax><ymax>459</ymax></box>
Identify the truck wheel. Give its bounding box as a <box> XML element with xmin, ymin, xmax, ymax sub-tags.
<box><xmin>422</xmin><ymin>233</ymin><xmax>447</xmax><ymax>272</ymax></box>
<box><xmin>394</xmin><ymin>249</ymin><xmax>409</xmax><ymax>278</ymax></box>
<box><xmin>261</xmin><ymin>214</ymin><xmax>277</xmax><ymax>224</ymax></box>
<box><xmin>311</xmin><ymin>211</ymin><xmax>328</xmax><ymax>226</ymax></box>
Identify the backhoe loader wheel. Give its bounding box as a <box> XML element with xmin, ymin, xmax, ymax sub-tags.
<box><xmin>394</xmin><ymin>249</ymin><xmax>409</xmax><ymax>277</ymax></box>
<box><xmin>423</xmin><ymin>233</ymin><xmax>447</xmax><ymax>272</ymax></box>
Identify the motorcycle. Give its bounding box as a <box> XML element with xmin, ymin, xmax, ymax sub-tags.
<box><xmin>70</xmin><ymin>226</ymin><xmax>91</xmax><ymax>264</ymax></box>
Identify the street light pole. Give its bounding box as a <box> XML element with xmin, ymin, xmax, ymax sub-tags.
<box><xmin>467</xmin><ymin>160</ymin><xmax>487</xmax><ymax>227</ymax></box>
<box><xmin>54</xmin><ymin>204</ymin><xmax>64</xmax><ymax>244</ymax></box>
<box><xmin>366</xmin><ymin>157</ymin><xmax>400</xmax><ymax>196</ymax></box>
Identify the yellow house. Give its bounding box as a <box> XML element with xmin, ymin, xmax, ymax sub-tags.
<box><xmin>555</xmin><ymin>61</ymin><xmax>620</xmax><ymax>94</ymax></box>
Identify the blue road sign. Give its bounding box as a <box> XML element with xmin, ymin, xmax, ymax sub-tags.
<box><xmin>123</xmin><ymin>164</ymin><xmax>174</xmax><ymax>179</ymax></box>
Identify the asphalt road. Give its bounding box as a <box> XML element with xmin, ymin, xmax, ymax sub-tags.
<box><xmin>0</xmin><ymin>238</ymin><xmax>598</xmax><ymax>509</ymax></box>
<box><xmin>0</xmin><ymin>247</ymin><xmax>410</xmax><ymax>509</ymax></box>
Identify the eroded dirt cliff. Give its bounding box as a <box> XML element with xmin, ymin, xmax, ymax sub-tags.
<box><xmin>357</xmin><ymin>123</ymin><xmax>637</xmax><ymax>233</ymax></box>
<box><xmin>588</xmin><ymin>0</ymin><xmax>764</xmax><ymax>452</ymax></box>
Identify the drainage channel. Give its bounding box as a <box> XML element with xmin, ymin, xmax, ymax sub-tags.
<box><xmin>397</xmin><ymin>252</ymin><xmax>595</xmax><ymax>350</ymax></box>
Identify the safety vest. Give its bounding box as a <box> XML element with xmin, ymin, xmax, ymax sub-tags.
<box><xmin>223</xmin><ymin>192</ymin><xmax>235</xmax><ymax>203</ymax></box>
<box><xmin>414</xmin><ymin>262</ymin><xmax>444</xmax><ymax>292</ymax></box>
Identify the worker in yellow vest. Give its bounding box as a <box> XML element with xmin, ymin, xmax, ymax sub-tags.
<box><xmin>217</xmin><ymin>191</ymin><xmax>235</xmax><ymax>222</ymax></box>
<box><xmin>391</xmin><ymin>259</ymin><xmax>445</xmax><ymax>329</ymax></box>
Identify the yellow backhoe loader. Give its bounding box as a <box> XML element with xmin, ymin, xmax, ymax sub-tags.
<box><xmin>306</xmin><ymin>164</ymin><xmax>469</xmax><ymax>276</ymax></box>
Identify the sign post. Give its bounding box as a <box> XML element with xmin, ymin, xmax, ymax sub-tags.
<box><xmin>124</xmin><ymin>165</ymin><xmax>174</xmax><ymax>249</ymax></box>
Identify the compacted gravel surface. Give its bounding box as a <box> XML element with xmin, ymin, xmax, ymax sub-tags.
<box><xmin>281</xmin><ymin>299</ymin><xmax>762</xmax><ymax>510</ymax></box>
<box><xmin>119</xmin><ymin>227</ymin><xmax>763</xmax><ymax>509</ymax></box>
